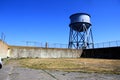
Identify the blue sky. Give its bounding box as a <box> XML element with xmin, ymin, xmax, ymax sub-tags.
<box><xmin>0</xmin><ymin>0</ymin><xmax>120</xmax><ymax>45</ymax></box>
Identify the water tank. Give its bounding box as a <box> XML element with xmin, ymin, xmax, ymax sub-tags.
<box><xmin>69</xmin><ymin>13</ymin><xmax>91</xmax><ymax>32</ymax></box>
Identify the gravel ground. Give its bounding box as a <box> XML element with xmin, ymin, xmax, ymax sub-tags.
<box><xmin>0</xmin><ymin>63</ymin><xmax>120</xmax><ymax>80</ymax></box>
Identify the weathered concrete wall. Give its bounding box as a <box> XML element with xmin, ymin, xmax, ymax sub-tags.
<box><xmin>0</xmin><ymin>40</ymin><xmax>8</xmax><ymax>58</ymax></box>
<box><xmin>9</xmin><ymin>46</ymin><xmax>82</xmax><ymax>58</ymax></box>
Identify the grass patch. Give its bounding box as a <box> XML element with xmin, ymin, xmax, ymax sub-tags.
<box><xmin>19</xmin><ymin>58</ymin><xmax>83</xmax><ymax>69</ymax></box>
<box><xmin>6</xmin><ymin>58</ymin><xmax>120</xmax><ymax>74</ymax></box>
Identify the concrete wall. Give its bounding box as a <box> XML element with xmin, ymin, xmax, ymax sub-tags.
<box><xmin>0</xmin><ymin>40</ymin><xmax>8</xmax><ymax>58</ymax></box>
<box><xmin>9</xmin><ymin>46</ymin><xmax>82</xmax><ymax>58</ymax></box>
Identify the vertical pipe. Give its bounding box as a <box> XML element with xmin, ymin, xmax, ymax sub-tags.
<box><xmin>77</xmin><ymin>31</ymin><xmax>79</xmax><ymax>49</ymax></box>
<box><xmin>68</xmin><ymin>28</ymin><xmax>73</xmax><ymax>49</ymax></box>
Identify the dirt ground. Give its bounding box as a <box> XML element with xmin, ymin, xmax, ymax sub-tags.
<box><xmin>0</xmin><ymin>58</ymin><xmax>120</xmax><ymax>80</ymax></box>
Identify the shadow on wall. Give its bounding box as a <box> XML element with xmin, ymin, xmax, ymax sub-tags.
<box><xmin>81</xmin><ymin>47</ymin><xmax>120</xmax><ymax>59</ymax></box>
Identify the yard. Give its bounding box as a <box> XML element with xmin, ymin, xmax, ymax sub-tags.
<box><xmin>5</xmin><ymin>58</ymin><xmax>120</xmax><ymax>74</ymax></box>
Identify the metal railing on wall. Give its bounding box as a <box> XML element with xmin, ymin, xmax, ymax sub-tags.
<box><xmin>13</xmin><ymin>41</ymin><xmax>68</xmax><ymax>49</ymax></box>
<box><xmin>93</xmin><ymin>40</ymin><xmax>120</xmax><ymax>48</ymax></box>
<box><xmin>10</xmin><ymin>40</ymin><xmax>120</xmax><ymax>49</ymax></box>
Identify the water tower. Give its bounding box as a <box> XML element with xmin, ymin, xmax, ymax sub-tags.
<box><xmin>68</xmin><ymin>13</ymin><xmax>94</xmax><ymax>49</ymax></box>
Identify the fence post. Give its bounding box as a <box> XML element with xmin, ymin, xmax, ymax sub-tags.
<box><xmin>116</xmin><ymin>41</ymin><xmax>118</xmax><ymax>47</ymax></box>
<box><xmin>45</xmin><ymin>42</ymin><xmax>48</xmax><ymax>48</ymax></box>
